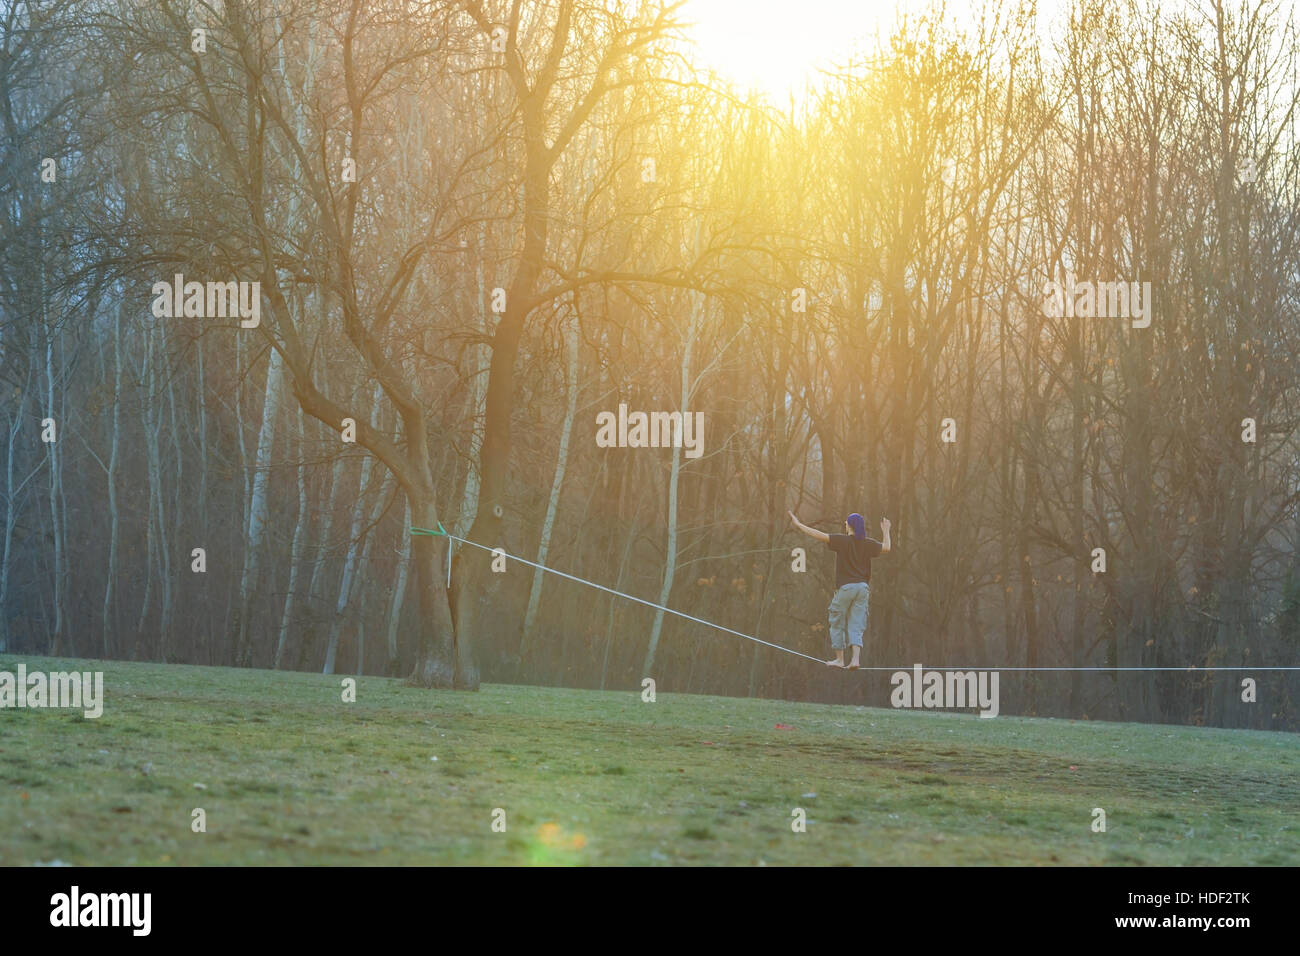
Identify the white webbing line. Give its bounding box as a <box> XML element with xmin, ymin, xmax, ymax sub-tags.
<box><xmin>443</xmin><ymin>530</ymin><xmax>825</xmax><ymax>663</ymax></box>
<box><xmin>437</xmin><ymin>532</ymin><xmax>1300</xmax><ymax>671</ymax></box>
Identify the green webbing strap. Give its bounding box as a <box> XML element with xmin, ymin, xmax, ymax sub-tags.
<box><xmin>411</xmin><ymin>522</ymin><xmax>447</xmax><ymax>537</ymax></box>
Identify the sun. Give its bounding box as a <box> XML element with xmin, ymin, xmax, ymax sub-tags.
<box><xmin>681</xmin><ymin>0</ymin><xmax>897</xmax><ymax>104</ymax></box>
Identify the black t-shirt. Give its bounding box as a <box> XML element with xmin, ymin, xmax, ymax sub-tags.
<box><xmin>827</xmin><ymin>533</ymin><xmax>883</xmax><ymax>588</ymax></box>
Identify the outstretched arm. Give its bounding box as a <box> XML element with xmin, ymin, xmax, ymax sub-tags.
<box><xmin>879</xmin><ymin>517</ymin><xmax>892</xmax><ymax>554</ymax></box>
<box><xmin>788</xmin><ymin>510</ymin><xmax>830</xmax><ymax>544</ymax></box>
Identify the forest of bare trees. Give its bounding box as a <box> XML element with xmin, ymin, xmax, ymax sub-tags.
<box><xmin>2</xmin><ymin>0</ymin><xmax>1298</xmax><ymax>728</ymax></box>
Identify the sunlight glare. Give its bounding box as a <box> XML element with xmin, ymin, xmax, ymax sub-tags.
<box><xmin>682</xmin><ymin>0</ymin><xmax>896</xmax><ymax>104</ymax></box>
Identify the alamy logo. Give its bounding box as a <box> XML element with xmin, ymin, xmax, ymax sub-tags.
<box><xmin>50</xmin><ymin>886</ymin><xmax>150</xmax><ymax>936</ymax></box>
<box><xmin>595</xmin><ymin>403</ymin><xmax>705</xmax><ymax>459</ymax></box>
<box><xmin>890</xmin><ymin>663</ymin><xmax>999</xmax><ymax>718</ymax></box>
<box><xmin>1042</xmin><ymin>273</ymin><xmax>1152</xmax><ymax>328</ymax></box>
<box><xmin>151</xmin><ymin>273</ymin><xmax>261</xmax><ymax>327</ymax></box>
<box><xmin>0</xmin><ymin>664</ymin><xmax>103</xmax><ymax>718</ymax></box>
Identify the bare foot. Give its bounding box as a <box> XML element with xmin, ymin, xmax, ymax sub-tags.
<box><xmin>825</xmin><ymin>658</ymin><xmax>845</xmax><ymax>667</ymax></box>
<box><xmin>846</xmin><ymin>661</ymin><xmax>860</xmax><ymax>670</ymax></box>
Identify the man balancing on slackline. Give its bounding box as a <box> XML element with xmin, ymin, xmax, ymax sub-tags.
<box><xmin>788</xmin><ymin>510</ymin><xmax>891</xmax><ymax>669</ymax></box>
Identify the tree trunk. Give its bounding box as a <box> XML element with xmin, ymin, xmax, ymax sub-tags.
<box><xmin>155</xmin><ymin>325</ymin><xmax>174</xmax><ymax>657</ymax></box>
<box><xmin>299</xmin><ymin>446</ymin><xmax>346</xmax><ymax>670</ymax></box>
<box><xmin>275</xmin><ymin>406</ymin><xmax>310</xmax><ymax>669</ymax></box>
<box><xmin>101</xmin><ymin>298</ymin><xmax>123</xmax><ymax>658</ymax></box>
<box><xmin>519</xmin><ymin>310</ymin><xmax>579</xmax><ymax>663</ymax></box>
<box><xmin>134</xmin><ymin>324</ymin><xmax>157</xmax><ymax>659</ymax></box>
<box><xmin>383</xmin><ymin>495</ymin><xmax>413</xmax><ymax>675</ymax></box>
<box><xmin>196</xmin><ymin>335</ymin><xmax>210</xmax><ymax>661</ymax></box>
<box><xmin>236</xmin><ymin>347</ymin><xmax>283</xmax><ymax>665</ymax></box>
<box><xmin>408</xmin><ymin>493</ymin><xmax>459</xmax><ymax>688</ymax></box>
<box><xmin>353</xmin><ymin>471</ymin><xmax>394</xmax><ymax>675</ymax></box>
<box><xmin>44</xmin><ymin>318</ymin><xmax>67</xmax><ymax>656</ymax></box>
<box><xmin>323</xmin><ymin>386</ymin><xmax>380</xmax><ymax>674</ymax></box>
<box><xmin>643</xmin><ymin>294</ymin><xmax>701</xmax><ymax>676</ymax></box>
<box><xmin>0</xmin><ymin>367</ymin><xmax>29</xmax><ymax>655</ymax></box>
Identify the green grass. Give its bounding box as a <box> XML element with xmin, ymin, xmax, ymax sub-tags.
<box><xmin>1</xmin><ymin>654</ymin><xmax>1297</xmax><ymax>865</ymax></box>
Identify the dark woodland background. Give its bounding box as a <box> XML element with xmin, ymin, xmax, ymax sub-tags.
<box><xmin>2</xmin><ymin>0</ymin><xmax>1299</xmax><ymax>728</ymax></box>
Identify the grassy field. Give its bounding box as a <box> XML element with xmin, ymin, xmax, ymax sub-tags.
<box><xmin>1</xmin><ymin>654</ymin><xmax>1297</xmax><ymax>865</ymax></box>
